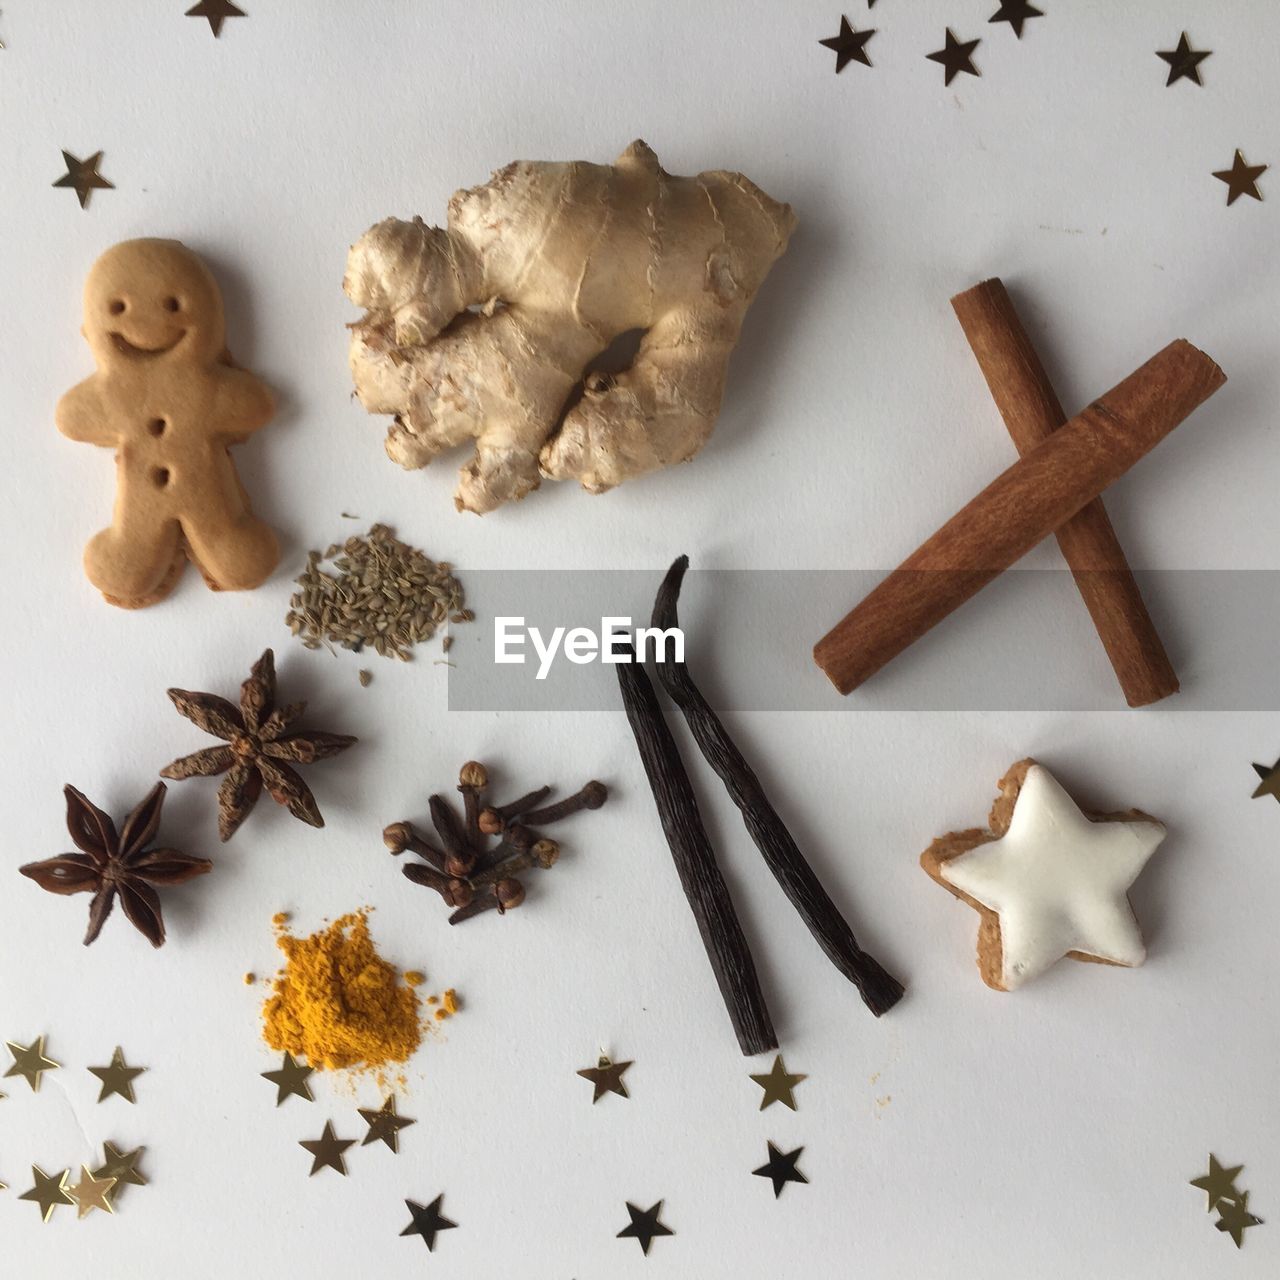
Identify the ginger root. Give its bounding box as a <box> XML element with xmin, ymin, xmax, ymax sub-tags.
<box><xmin>343</xmin><ymin>141</ymin><xmax>796</xmax><ymax>513</ymax></box>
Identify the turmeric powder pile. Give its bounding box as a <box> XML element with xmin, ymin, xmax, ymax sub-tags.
<box><xmin>261</xmin><ymin>911</ymin><xmax>427</xmax><ymax>1072</ymax></box>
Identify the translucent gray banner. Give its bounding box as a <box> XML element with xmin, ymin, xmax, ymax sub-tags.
<box><xmin>444</xmin><ymin>569</ymin><xmax>1279</xmax><ymax>711</ymax></box>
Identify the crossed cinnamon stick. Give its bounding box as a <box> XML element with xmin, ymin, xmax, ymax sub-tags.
<box><xmin>814</xmin><ymin>279</ymin><xmax>1226</xmax><ymax>701</ymax></box>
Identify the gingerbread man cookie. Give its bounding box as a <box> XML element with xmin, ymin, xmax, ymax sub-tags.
<box><xmin>57</xmin><ymin>239</ymin><xmax>279</xmax><ymax>608</ymax></box>
<box><xmin>921</xmin><ymin>759</ymin><xmax>1165</xmax><ymax>991</ymax></box>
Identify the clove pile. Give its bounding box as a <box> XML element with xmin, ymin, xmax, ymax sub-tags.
<box><xmin>384</xmin><ymin>763</ymin><xmax>607</xmax><ymax>923</ymax></box>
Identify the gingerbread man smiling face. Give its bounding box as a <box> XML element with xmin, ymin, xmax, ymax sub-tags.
<box><xmin>58</xmin><ymin>239</ymin><xmax>278</xmax><ymax>608</ymax></box>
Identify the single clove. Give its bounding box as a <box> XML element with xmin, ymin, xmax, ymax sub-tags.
<box><xmin>478</xmin><ymin>785</ymin><xmax>552</xmax><ymax>834</ymax></box>
<box><xmin>457</xmin><ymin>761</ymin><xmax>487</xmax><ymax>852</ymax></box>
<box><xmin>449</xmin><ymin>877</ymin><xmax>529</xmax><ymax>925</ymax></box>
<box><xmin>383</xmin><ymin>821</ymin><xmax>447</xmax><ymax>872</ymax></box>
<box><xmin>520</xmin><ymin>781</ymin><xmax>608</xmax><ymax>826</ymax></box>
<box><xmin>470</xmin><ymin>838</ymin><xmax>559</xmax><ymax>887</ymax></box>
<box><xmin>430</xmin><ymin>793</ymin><xmax>476</xmax><ymax>875</ymax></box>
<box><xmin>402</xmin><ymin>861</ymin><xmax>474</xmax><ymax>908</ymax></box>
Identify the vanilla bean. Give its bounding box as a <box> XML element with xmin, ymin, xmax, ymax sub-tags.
<box><xmin>616</xmin><ymin>644</ymin><xmax>776</xmax><ymax>1057</ymax></box>
<box><xmin>651</xmin><ymin>557</ymin><xmax>904</xmax><ymax>1017</ymax></box>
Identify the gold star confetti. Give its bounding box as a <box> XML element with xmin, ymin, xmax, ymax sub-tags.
<box><xmin>92</xmin><ymin>1142</ymin><xmax>147</xmax><ymax>1198</ymax></box>
<box><xmin>1156</xmin><ymin>32</ymin><xmax>1211</xmax><ymax>87</ymax></box>
<box><xmin>989</xmin><ymin>0</ymin><xmax>1044</xmax><ymax>39</ymax></box>
<box><xmin>1213</xmin><ymin>150</ymin><xmax>1267</xmax><ymax>206</ymax></box>
<box><xmin>359</xmin><ymin>1095</ymin><xmax>416</xmax><ymax>1153</ymax></box>
<box><xmin>617</xmin><ymin>1200</ymin><xmax>675</xmax><ymax>1255</ymax></box>
<box><xmin>300</xmin><ymin>1120</ymin><xmax>355</xmax><ymax>1176</ymax></box>
<box><xmin>926</xmin><ymin>28</ymin><xmax>981</xmax><ymax>86</ymax></box>
<box><xmin>749</xmin><ymin>1055</ymin><xmax>806</xmax><ymax>1111</ymax></box>
<box><xmin>18</xmin><ymin>1166</ymin><xmax>73</xmax><ymax>1222</ymax></box>
<box><xmin>88</xmin><ymin>1046</ymin><xmax>145</xmax><ymax>1103</ymax></box>
<box><xmin>752</xmin><ymin>1141</ymin><xmax>809</xmax><ymax>1198</ymax></box>
<box><xmin>1217</xmin><ymin>1191</ymin><xmax>1263</xmax><ymax>1248</ymax></box>
<box><xmin>1190</xmin><ymin>1154</ymin><xmax>1244</xmax><ymax>1213</ymax></box>
<box><xmin>1251</xmin><ymin>759</ymin><xmax>1280</xmax><ymax>803</ymax></box>
<box><xmin>818</xmin><ymin>16</ymin><xmax>876</xmax><ymax>73</ymax></box>
<box><xmin>52</xmin><ymin>151</ymin><xmax>114</xmax><ymax>210</ymax></box>
<box><xmin>401</xmin><ymin>1195</ymin><xmax>458</xmax><ymax>1251</ymax></box>
<box><xmin>67</xmin><ymin>1165</ymin><xmax>116</xmax><ymax>1219</ymax></box>
<box><xmin>577</xmin><ymin>1054</ymin><xmax>632</xmax><ymax>1103</ymax></box>
<box><xmin>5</xmin><ymin>1036</ymin><xmax>59</xmax><ymax>1092</ymax></box>
<box><xmin>186</xmin><ymin>0</ymin><xmax>246</xmax><ymax>37</ymax></box>
<box><xmin>261</xmin><ymin>1051</ymin><xmax>314</xmax><ymax>1105</ymax></box>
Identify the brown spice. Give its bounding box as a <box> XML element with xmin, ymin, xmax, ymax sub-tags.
<box><xmin>160</xmin><ymin>649</ymin><xmax>358</xmax><ymax>840</ymax></box>
<box><xmin>286</xmin><ymin>524</ymin><xmax>469</xmax><ymax>662</ymax></box>
<box><xmin>389</xmin><ymin>762</ymin><xmax>606</xmax><ymax>925</ymax></box>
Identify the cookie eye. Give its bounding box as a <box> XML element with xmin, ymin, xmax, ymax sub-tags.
<box><xmin>163</xmin><ymin>297</ymin><xmax>181</xmax><ymax>313</ymax></box>
<box><xmin>109</xmin><ymin>300</ymin><xmax>126</xmax><ymax>315</ymax></box>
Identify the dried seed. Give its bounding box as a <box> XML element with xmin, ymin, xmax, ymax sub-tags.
<box><xmin>286</xmin><ymin>525</ymin><xmax>467</xmax><ymax>662</ymax></box>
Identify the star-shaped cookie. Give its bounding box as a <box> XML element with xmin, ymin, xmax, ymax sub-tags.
<box><xmin>921</xmin><ymin>760</ymin><xmax>1165</xmax><ymax>991</ymax></box>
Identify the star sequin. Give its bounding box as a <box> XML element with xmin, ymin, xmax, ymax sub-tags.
<box><xmin>88</xmin><ymin>1046</ymin><xmax>145</xmax><ymax>1103</ymax></box>
<box><xmin>1217</xmin><ymin>1191</ymin><xmax>1263</xmax><ymax>1248</ymax></box>
<box><xmin>752</xmin><ymin>1142</ymin><xmax>809</xmax><ymax>1198</ymax></box>
<box><xmin>67</xmin><ymin>1165</ymin><xmax>116</xmax><ymax>1219</ymax></box>
<box><xmin>926</xmin><ymin>29</ymin><xmax>980</xmax><ymax>85</ymax></box>
<box><xmin>359</xmin><ymin>1095</ymin><xmax>415</xmax><ymax>1153</ymax></box>
<box><xmin>1157</xmin><ymin>32</ymin><xmax>1211</xmax><ymax>87</ymax></box>
<box><xmin>92</xmin><ymin>1142</ymin><xmax>147</xmax><ymax>1199</ymax></box>
<box><xmin>5</xmin><ymin>1036</ymin><xmax>59</xmax><ymax>1092</ymax></box>
<box><xmin>1251</xmin><ymin>759</ymin><xmax>1280</xmax><ymax>803</ymax></box>
<box><xmin>261</xmin><ymin>1051</ymin><xmax>314</xmax><ymax>1105</ymax></box>
<box><xmin>19</xmin><ymin>1166</ymin><xmax>74</xmax><ymax>1222</ymax></box>
<box><xmin>749</xmin><ymin>1055</ymin><xmax>806</xmax><ymax>1111</ymax></box>
<box><xmin>1213</xmin><ymin>151</ymin><xmax>1267</xmax><ymax>206</ymax></box>
<box><xmin>299</xmin><ymin>1120</ymin><xmax>355</xmax><ymax>1176</ymax></box>
<box><xmin>52</xmin><ymin>151</ymin><xmax>114</xmax><ymax>210</ymax></box>
<box><xmin>988</xmin><ymin>1</ymin><xmax>1043</xmax><ymax>39</ymax></box>
<box><xmin>1190</xmin><ymin>1154</ymin><xmax>1244</xmax><ymax>1213</ymax></box>
<box><xmin>185</xmin><ymin>0</ymin><xmax>246</xmax><ymax>37</ymax></box>
<box><xmin>576</xmin><ymin>1055</ymin><xmax>632</xmax><ymax>1103</ymax></box>
<box><xmin>617</xmin><ymin>1200</ymin><xmax>674</xmax><ymax>1255</ymax></box>
<box><xmin>818</xmin><ymin>16</ymin><xmax>876</xmax><ymax>73</ymax></box>
<box><xmin>401</xmin><ymin>1195</ymin><xmax>458</xmax><ymax>1251</ymax></box>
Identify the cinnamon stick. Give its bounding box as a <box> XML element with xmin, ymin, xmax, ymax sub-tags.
<box><xmin>814</xmin><ymin>339</ymin><xmax>1225</xmax><ymax>695</ymax></box>
<box><xmin>951</xmin><ymin>279</ymin><xmax>1179</xmax><ymax>707</ymax></box>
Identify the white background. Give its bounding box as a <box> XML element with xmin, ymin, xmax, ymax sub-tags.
<box><xmin>0</xmin><ymin>1</ymin><xmax>1277</xmax><ymax>1276</ymax></box>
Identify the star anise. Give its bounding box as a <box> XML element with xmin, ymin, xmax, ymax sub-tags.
<box><xmin>19</xmin><ymin>783</ymin><xmax>212</xmax><ymax>948</ymax></box>
<box><xmin>160</xmin><ymin>649</ymin><xmax>357</xmax><ymax>841</ymax></box>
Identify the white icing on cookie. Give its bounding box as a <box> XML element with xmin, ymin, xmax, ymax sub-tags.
<box><xmin>939</xmin><ymin>764</ymin><xmax>1165</xmax><ymax>990</ymax></box>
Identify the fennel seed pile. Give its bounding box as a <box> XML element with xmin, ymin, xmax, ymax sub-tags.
<box><xmin>286</xmin><ymin>524</ymin><xmax>470</xmax><ymax>662</ymax></box>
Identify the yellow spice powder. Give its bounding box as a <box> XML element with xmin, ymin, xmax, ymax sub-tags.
<box><xmin>261</xmin><ymin>911</ymin><xmax>423</xmax><ymax>1072</ymax></box>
